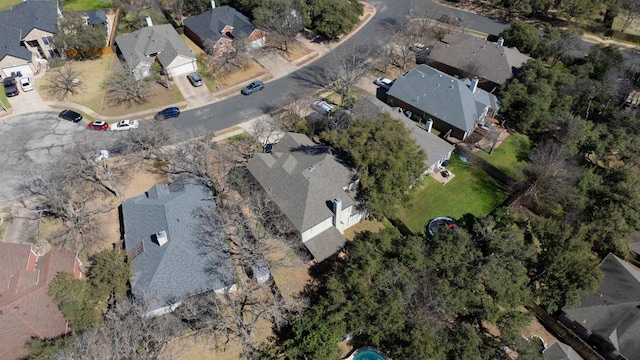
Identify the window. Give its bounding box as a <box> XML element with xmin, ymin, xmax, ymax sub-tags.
<box><xmin>42</xmin><ymin>36</ymin><xmax>53</xmax><ymax>45</ymax></box>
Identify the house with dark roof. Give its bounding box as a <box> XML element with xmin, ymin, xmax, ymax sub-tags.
<box><xmin>0</xmin><ymin>0</ymin><xmax>61</xmax><ymax>78</ymax></box>
<box><xmin>114</xmin><ymin>24</ymin><xmax>196</xmax><ymax>80</ymax></box>
<box><xmin>184</xmin><ymin>3</ymin><xmax>265</xmax><ymax>57</ymax></box>
<box><xmin>386</xmin><ymin>64</ymin><xmax>500</xmax><ymax>141</ymax></box>
<box><xmin>543</xmin><ymin>341</ymin><xmax>584</xmax><ymax>360</ymax></box>
<box><xmin>0</xmin><ymin>242</ymin><xmax>82</xmax><ymax>360</ymax></box>
<box><xmin>427</xmin><ymin>33</ymin><xmax>530</xmax><ymax>92</ymax></box>
<box><xmin>246</xmin><ymin>132</ymin><xmax>366</xmax><ymax>262</ymax></box>
<box><xmin>122</xmin><ymin>179</ymin><xmax>236</xmax><ymax>317</ymax></box>
<box><xmin>558</xmin><ymin>253</ymin><xmax>640</xmax><ymax>360</ymax></box>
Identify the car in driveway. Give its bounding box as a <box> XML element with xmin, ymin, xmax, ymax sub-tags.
<box><xmin>311</xmin><ymin>100</ymin><xmax>336</xmax><ymax>115</ymax></box>
<box><xmin>59</xmin><ymin>109</ymin><xmax>83</xmax><ymax>123</ymax></box>
<box><xmin>241</xmin><ymin>81</ymin><xmax>264</xmax><ymax>95</ymax></box>
<box><xmin>187</xmin><ymin>72</ymin><xmax>203</xmax><ymax>87</ymax></box>
<box><xmin>154</xmin><ymin>107</ymin><xmax>180</xmax><ymax>121</ymax></box>
<box><xmin>19</xmin><ymin>77</ymin><xmax>33</xmax><ymax>92</ymax></box>
<box><xmin>374</xmin><ymin>77</ymin><xmax>394</xmax><ymax>90</ymax></box>
<box><xmin>109</xmin><ymin>119</ymin><xmax>139</xmax><ymax>131</ymax></box>
<box><xmin>87</xmin><ymin>120</ymin><xmax>110</xmax><ymax>131</ymax></box>
<box><xmin>3</xmin><ymin>77</ymin><xmax>19</xmax><ymax>97</ymax></box>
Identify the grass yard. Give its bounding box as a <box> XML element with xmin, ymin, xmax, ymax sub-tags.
<box><xmin>0</xmin><ymin>86</ymin><xmax>11</xmax><ymax>109</ymax></box>
<box><xmin>280</xmin><ymin>40</ymin><xmax>314</xmax><ymax>62</ymax></box>
<box><xmin>0</xmin><ymin>0</ymin><xmax>20</xmax><ymax>11</ymax></box>
<box><xmin>37</xmin><ymin>55</ymin><xmax>114</xmax><ymax>112</ymax></box>
<box><xmin>475</xmin><ymin>132</ymin><xmax>532</xmax><ymax>182</ymax></box>
<box><xmin>100</xmin><ymin>80</ymin><xmax>185</xmax><ymax>117</ymax></box>
<box><xmin>612</xmin><ymin>11</ymin><xmax>640</xmax><ymax>36</ymax></box>
<box><xmin>216</xmin><ymin>59</ymin><xmax>267</xmax><ymax>89</ymax></box>
<box><xmin>60</xmin><ymin>0</ymin><xmax>114</xmax><ymax>10</ymax></box>
<box><xmin>397</xmin><ymin>156</ymin><xmax>508</xmax><ymax>234</ymax></box>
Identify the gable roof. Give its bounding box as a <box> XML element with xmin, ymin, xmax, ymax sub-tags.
<box><xmin>0</xmin><ymin>0</ymin><xmax>58</xmax><ymax>61</ymax></box>
<box><xmin>184</xmin><ymin>5</ymin><xmax>257</xmax><ymax>46</ymax></box>
<box><xmin>543</xmin><ymin>341</ymin><xmax>584</xmax><ymax>360</ymax></box>
<box><xmin>247</xmin><ymin>133</ymin><xmax>357</xmax><ymax>234</ymax></box>
<box><xmin>387</xmin><ymin>64</ymin><xmax>500</xmax><ymax>133</ymax></box>
<box><xmin>562</xmin><ymin>253</ymin><xmax>640</xmax><ymax>360</ymax></box>
<box><xmin>429</xmin><ymin>33</ymin><xmax>530</xmax><ymax>85</ymax></box>
<box><xmin>0</xmin><ymin>243</ymin><xmax>80</xmax><ymax>360</ymax></box>
<box><xmin>122</xmin><ymin>180</ymin><xmax>235</xmax><ymax>313</ymax></box>
<box><xmin>85</xmin><ymin>10</ymin><xmax>107</xmax><ymax>25</ymax></box>
<box><xmin>115</xmin><ymin>24</ymin><xmax>194</xmax><ymax>70</ymax></box>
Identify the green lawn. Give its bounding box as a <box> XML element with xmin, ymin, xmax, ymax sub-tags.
<box><xmin>0</xmin><ymin>86</ymin><xmax>11</xmax><ymax>110</ymax></box>
<box><xmin>612</xmin><ymin>11</ymin><xmax>640</xmax><ymax>36</ymax></box>
<box><xmin>474</xmin><ymin>133</ymin><xmax>532</xmax><ymax>182</ymax></box>
<box><xmin>0</xmin><ymin>0</ymin><xmax>21</xmax><ymax>11</ymax></box>
<box><xmin>61</xmin><ymin>0</ymin><xmax>114</xmax><ymax>10</ymax></box>
<box><xmin>397</xmin><ymin>156</ymin><xmax>508</xmax><ymax>234</ymax></box>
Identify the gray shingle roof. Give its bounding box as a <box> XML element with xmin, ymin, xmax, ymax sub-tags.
<box><xmin>303</xmin><ymin>226</ymin><xmax>346</xmax><ymax>262</ymax></box>
<box><xmin>247</xmin><ymin>133</ymin><xmax>357</xmax><ymax>233</ymax></box>
<box><xmin>86</xmin><ymin>10</ymin><xmax>107</xmax><ymax>25</ymax></box>
<box><xmin>562</xmin><ymin>253</ymin><xmax>640</xmax><ymax>360</ymax></box>
<box><xmin>184</xmin><ymin>5</ymin><xmax>256</xmax><ymax>45</ymax></box>
<box><xmin>122</xmin><ymin>180</ymin><xmax>235</xmax><ymax>312</ymax></box>
<box><xmin>543</xmin><ymin>342</ymin><xmax>584</xmax><ymax>360</ymax></box>
<box><xmin>387</xmin><ymin>64</ymin><xmax>500</xmax><ymax>133</ymax></box>
<box><xmin>0</xmin><ymin>0</ymin><xmax>57</xmax><ymax>61</ymax></box>
<box><xmin>115</xmin><ymin>24</ymin><xmax>194</xmax><ymax>70</ymax></box>
<box><xmin>429</xmin><ymin>33</ymin><xmax>530</xmax><ymax>85</ymax></box>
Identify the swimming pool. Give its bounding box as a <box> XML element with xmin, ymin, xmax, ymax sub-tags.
<box><xmin>351</xmin><ymin>348</ymin><xmax>388</xmax><ymax>360</ymax></box>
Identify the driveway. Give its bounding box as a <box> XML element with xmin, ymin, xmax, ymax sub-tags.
<box><xmin>173</xmin><ymin>73</ymin><xmax>214</xmax><ymax>109</ymax></box>
<box><xmin>5</xmin><ymin>79</ymin><xmax>52</xmax><ymax>115</ymax></box>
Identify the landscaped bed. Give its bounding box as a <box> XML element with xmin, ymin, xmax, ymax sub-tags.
<box><xmin>397</xmin><ymin>156</ymin><xmax>508</xmax><ymax>234</ymax></box>
<box><xmin>474</xmin><ymin>132</ymin><xmax>532</xmax><ymax>182</ymax></box>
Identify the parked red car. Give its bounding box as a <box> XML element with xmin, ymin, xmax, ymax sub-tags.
<box><xmin>87</xmin><ymin>120</ymin><xmax>109</xmax><ymax>131</ymax></box>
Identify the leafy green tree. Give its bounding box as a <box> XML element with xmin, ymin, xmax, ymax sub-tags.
<box><xmin>322</xmin><ymin>113</ymin><xmax>426</xmax><ymax>218</ymax></box>
<box><xmin>88</xmin><ymin>248</ymin><xmax>132</xmax><ymax>304</ymax></box>
<box><xmin>48</xmin><ymin>273</ymin><xmax>103</xmax><ymax>332</ymax></box>
<box><xmin>27</xmin><ymin>337</ymin><xmax>71</xmax><ymax>360</ymax></box>
<box><xmin>557</xmin><ymin>0</ymin><xmax>602</xmax><ymax>21</ymax></box>
<box><xmin>306</xmin><ymin>0</ymin><xmax>363</xmax><ymax>39</ymax></box>
<box><xmin>585</xmin><ymin>44</ymin><xmax>624</xmax><ymax>81</ymax></box>
<box><xmin>283</xmin><ymin>311</ymin><xmax>341</xmax><ymax>360</ymax></box>
<box><xmin>54</xmin><ymin>12</ymin><xmax>107</xmax><ymax>59</ymax></box>
<box><xmin>499</xmin><ymin>20</ymin><xmax>542</xmax><ymax>55</ymax></box>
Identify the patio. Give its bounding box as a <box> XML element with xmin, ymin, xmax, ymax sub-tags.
<box><xmin>430</xmin><ymin>168</ymin><xmax>455</xmax><ymax>185</ymax></box>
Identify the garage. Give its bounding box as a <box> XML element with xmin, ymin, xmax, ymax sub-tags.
<box><xmin>1</xmin><ymin>63</ymin><xmax>34</xmax><ymax>79</ymax></box>
<box><xmin>165</xmin><ymin>57</ymin><xmax>197</xmax><ymax>77</ymax></box>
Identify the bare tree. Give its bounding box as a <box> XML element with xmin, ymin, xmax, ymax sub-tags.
<box><xmin>42</xmin><ymin>63</ymin><xmax>83</xmax><ymax>99</ymax></box>
<box><xmin>203</xmin><ymin>40</ymin><xmax>249</xmax><ymax>79</ymax></box>
<box><xmin>324</xmin><ymin>44</ymin><xmax>379</xmax><ymax>107</ymax></box>
<box><xmin>250</xmin><ymin>116</ymin><xmax>285</xmax><ymax>148</ymax></box>
<box><xmin>254</xmin><ymin>0</ymin><xmax>306</xmax><ymax>52</ymax></box>
<box><xmin>104</xmin><ymin>66</ymin><xmax>152</xmax><ymax>107</ymax></box>
<box><xmin>618</xmin><ymin>0</ymin><xmax>640</xmax><ymax>33</ymax></box>
<box><xmin>409</xmin><ymin>0</ymin><xmax>437</xmax><ymax>38</ymax></box>
<box><xmin>547</xmin><ymin>31</ymin><xmax>583</xmax><ymax>66</ymax></box>
<box><xmin>166</xmin><ymin>0</ymin><xmax>186</xmax><ymax>25</ymax></box>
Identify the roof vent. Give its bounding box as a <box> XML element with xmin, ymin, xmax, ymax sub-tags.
<box><xmin>154</xmin><ymin>231</ymin><xmax>168</xmax><ymax>246</ymax></box>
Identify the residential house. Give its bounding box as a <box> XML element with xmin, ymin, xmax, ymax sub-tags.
<box><xmin>246</xmin><ymin>132</ymin><xmax>366</xmax><ymax>262</ymax></box>
<box><xmin>122</xmin><ymin>179</ymin><xmax>236</xmax><ymax>317</ymax></box>
<box><xmin>0</xmin><ymin>242</ymin><xmax>82</xmax><ymax>359</ymax></box>
<box><xmin>543</xmin><ymin>341</ymin><xmax>584</xmax><ymax>360</ymax></box>
<box><xmin>114</xmin><ymin>24</ymin><xmax>197</xmax><ymax>80</ymax></box>
<box><xmin>558</xmin><ymin>253</ymin><xmax>640</xmax><ymax>360</ymax></box>
<box><xmin>184</xmin><ymin>3</ymin><xmax>266</xmax><ymax>56</ymax></box>
<box><xmin>0</xmin><ymin>0</ymin><xmax>61</xmax><ymax>78</ymax></box>
<box><xmin>427</xmin><ymin>33</ymin><xmax>530</xmax><ymax>92</ymax></box>
<box><xmin>387</xmin><ymin>64</ymin><xmax>500</xmax><ymax>141</ymax></box>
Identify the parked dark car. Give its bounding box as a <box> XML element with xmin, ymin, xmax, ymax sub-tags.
<box><xmin>59</xmin><ymin>109</ymin><xmax>83</xmax><ymax>123</ymax></box>
<box><xmin>187</xmin><ymin>72</ymin><xmax>203</xmax><ymax>87</ymax></box>
<box><xmin>241</xmin><ymin>81</ymin><xmax>264</xmax><ymax>95</ymax></box>
<box><xmin>154</xmin><ymin>107</ymin><xmax>180</xmax><ymax>121</ymax></box>
<box><xmin>3</xmin><ymin>77</ymin><xmax>19</xmax><ymax>97</ymax></box>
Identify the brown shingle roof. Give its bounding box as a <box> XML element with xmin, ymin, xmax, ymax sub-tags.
<box><xmin>0</xmin><ymin>243</ymin><xmax>80</xmax><ymax>359</ymax></box>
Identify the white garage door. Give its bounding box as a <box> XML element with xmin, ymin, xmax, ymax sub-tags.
<box><xmin>2</xmin><ymin>64</ymin><xmax>33</xmax><ymax>78</ymax></box>
<box><xmin>167</xmin><ymin>62</ymin><xmax>196</xmax><ymax>77</ymax></box>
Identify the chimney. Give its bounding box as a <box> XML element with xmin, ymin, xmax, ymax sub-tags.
<box><xmin>154</xmin><ymin>231</ymin><xmax>168</xmax><ymax>246</ymax></box>
<box><xmin>145</xmin><ymin>16</ymin><xmax>153</xmax><ymax>27</ymax></box>
<box><xmin>497</xmin><ymin>37</ymin><xmax>504</xmax><ymax>46</ymax></box>
<box><xmin>426</xmin><ymin>118</ymin><xmax>433</xmax><ymax>133</ymax></box>
<box><xmin>470</xmin><ymin>77</ymin><xmax>479</xmax><ymax>93</ymax></box>
<box><xmin>332</xmin><ymin>198</ymin><xmax>342</xmax><ymax>228</ymax></box>
<box><xmin>211</xmin><ymin>0</ymin><xmax>216</xmax><ymax>9</ymax></box>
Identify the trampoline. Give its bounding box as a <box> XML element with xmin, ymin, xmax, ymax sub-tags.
<box><xmin>427</xmin><ymin>216</ymin><xmax>458</xmax><ymax>236</ymax></box>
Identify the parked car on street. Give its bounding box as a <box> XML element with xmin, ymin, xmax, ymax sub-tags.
<box><xmin>154</xmin><ymin>107</ymin><xmax>180</xmax><ymax>121</ymax></box>
<box><xmin>109</xmin><ymin>119</ymin><xmax>139</xmax><ymax>131</ymax></box>
<box><xmin>3</xmin><ymin>77</ymin><xmax>19</xmax><ymax>97</ymax></box>
<box><xmin>374</xmin><ymin>77</ymin><xmax>394</xmax><ymax>90</ymax></box>
<box><xmin>87</xmin><ymin>120</ymin><xmax>110</xmax><ymax>131</ymax></box>
<box><xmin>311</xmin><ymin>100</ymin><xmax>336</xmax><ymax>115</ymax></box>
<box><xmin>241</xmin><ymin>81</ymin><xmax>264</xmax><ymax>95</ymax></box>
<box><xmin>19</xmin><ymin>77</ymin><xmax>33</xmax><ymax>92</ymax></box>
<box><xmin>59</xmin><ymin>109</ymin><xmax>83</xmax><ymax>123</ymax></box>
<box><xmin>187</xmin><ymin>72</ymin><xmax>203</xmax><ymax>87</ymax></box>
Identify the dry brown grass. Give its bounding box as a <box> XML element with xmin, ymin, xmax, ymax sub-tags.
<box><xmin>216</xmin><ymin>60</ymin><xmax>268</xmax><ymax>89</ymax></box>
<box><xmin>343</xmin><ymin>219</ymin><xmax>386</xmax><ymax>240</ymax></box>
<box><xmin>280</xmin><ymin>40</ymin><xmax>314</xmax><ymax>62</ymax></box>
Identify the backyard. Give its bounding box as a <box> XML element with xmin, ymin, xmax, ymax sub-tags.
<box><xmin>397</xmin><ymin>156</ymin><xmax>508</xmax><ymax>234</ymax></box>
<box><xmin>474</xmin><ymin>132</ymin><xmax>532</xmax><ymax>182</ymax></box>
<box><xmin>59</xmin><ymin>0</ymin><xmax>114</xmax><ymax>10</ymax></box>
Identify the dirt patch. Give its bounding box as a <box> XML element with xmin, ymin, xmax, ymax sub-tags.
<box><xmin>520</xmin><ymin>318</ymin><xmax>559</xmax><ymax>347</ymax></box>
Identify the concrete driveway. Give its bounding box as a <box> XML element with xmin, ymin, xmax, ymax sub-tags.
<box><xmin>5</xmin><ymin>78</ymin><xmax>52</xmax><ymax>115</ymax></box>
<box><xmin>173</xmin><ymin>73</ymin><xmax>214</xmax><ymax>108</ymax></box>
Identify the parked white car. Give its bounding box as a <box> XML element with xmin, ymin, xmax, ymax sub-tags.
<box><xmin>311</xmin><ymin>100</ymin><xmax>336</xmax><ymax>115</ymax></box>
<box><xmin>374</xmin><ymin>77</ymin><xmax>394</xmax><ymax>90</ymax></box>
<box><xmin>82</xmin><ymin>150</ymin><xmax>109</xmax><ymax>161</ymax></box>
<box><xmin>109</xmin><ymin>120</ymin><xmax>139</xmax><ymax>131</ymax></box>
<box><xmin>19</xmin><ymin>77</ymin><xmax>34</xmax><ymax>92</ymax></box>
